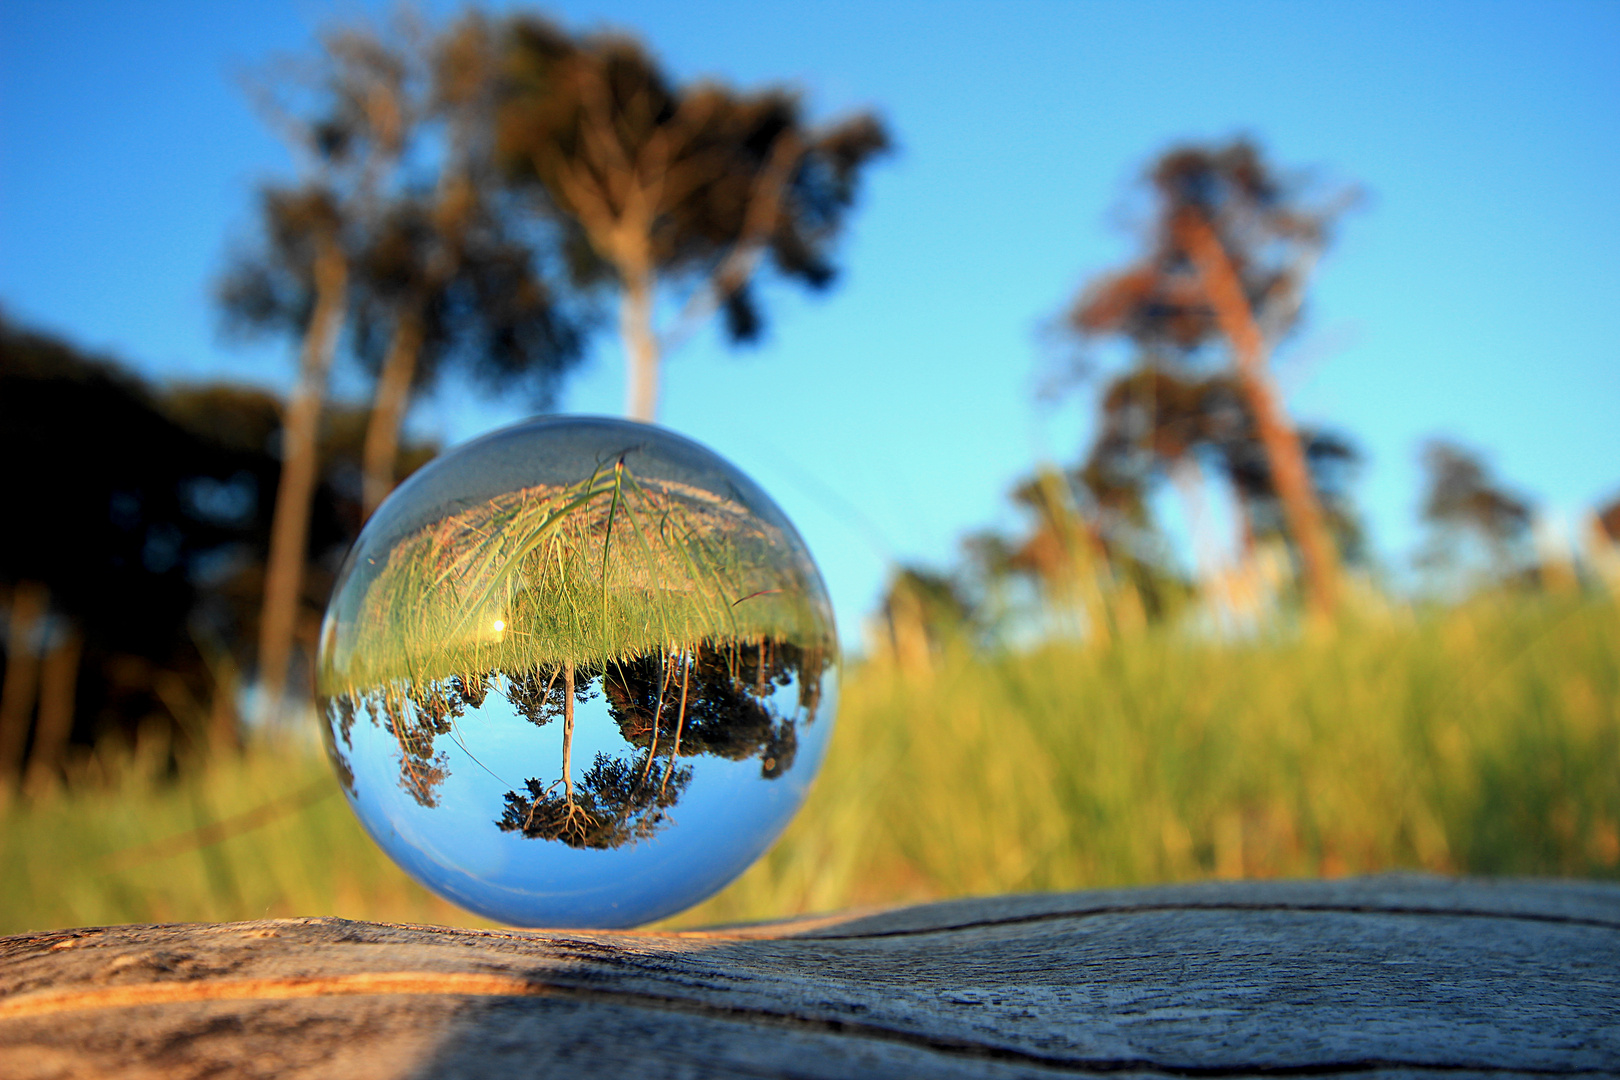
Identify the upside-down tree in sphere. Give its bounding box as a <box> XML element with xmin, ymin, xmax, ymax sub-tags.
<box><xmin>1067</xmin><ymin>140</ymin><xmax>1356</xmax><ymax>621</ymax></box>
<box><xmin>494</xmin><ymin>16</ymin><xmax>889</xmax><ymax>421</ymax></box>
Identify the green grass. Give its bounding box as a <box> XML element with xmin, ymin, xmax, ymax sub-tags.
<box><xmin>325</xmin><ymin>461</ymin><xmax>832</xmax><ymax>695</ymax></box>
<box><xmin>3</xmin><ymin>596</ymin><xmax>1616</xmax><ymax>936</ymax></box>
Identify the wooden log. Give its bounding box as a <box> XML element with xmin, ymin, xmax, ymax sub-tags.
<box><xmin>2</xmin><ymin>874</ymin><xmax>1617</xmax><ymax>1078</ymax></box>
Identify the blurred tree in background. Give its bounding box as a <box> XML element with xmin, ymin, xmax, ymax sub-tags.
<box><xmin>219</xmin><ymin>22</ymin><xmax>413</xmax><ymax>723</ymax></box>
<box><xmin>0</xmin><ymin>318</ymin><xmax>435</xmax><ymax>795</ymax></box>
<box><xmin>346</xmin><ymin>13</ymin><xmax>584</xmax><ymax>519</ymax></box>
<box><xmin>879</xmin><ymin>140</ymin><xmax>1371</xmax><ymax>653</ymax></box>
<box><xmin>495</xmin><ymin>15</ymin><xmax>889</xmax><ymax>420</ymax></box>
<box><xmin>1079</xmin><ymin>369</ymin><xmax>1364</xmax><ymax>573</ymax></box>
<box><xmin>1064</xmin><ymin>140</ymin><xmax>1358</xmax><ymax>621</ymax></box>
<box><xmin>1418</xmin><ymin>438</ymin><xmax>1535</xmax><ymax>588</ymax></box>
<box><xmin>221</xmin><ymin>14</ymin><xmax>586</xmax><ymax>721</ymax></box>
<box><xmin>877</xmin><ymin>567</ymin><xmax>976</xmax><ymax>673</ymax></box>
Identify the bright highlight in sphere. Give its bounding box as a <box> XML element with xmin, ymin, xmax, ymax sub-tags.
<box><xmin>317</xmin><ymin>417</ymin><xmax>838</xmax><ymax>928</ymax></box>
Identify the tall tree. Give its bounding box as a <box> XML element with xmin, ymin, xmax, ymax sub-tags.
<box><xmin>350</xmin><ymin>14</ymin><xmax>584</xmax><ymax>517</ymax></box>
<box><xmin>349</xmin><ymin>185</ymin><xmax>584</xmax><ymax>517</ymax></box>
<box><xmin>219</xmin><ymin>24</ymin><xmax>412</xmax><ymax>719</ymax></box>
<box><xmin>495</xmin><ymin>17</ymin><xmax>888</xmax><ymax>421</ymax></box>
<box><xmin>1068</xmin><ymin>141</ymin><xmax>1355</xmax><ymax>620</ymax></box>
<box><xmin>1418</xmin><ymin>438</ymin><xmax>1534</xmax><ymax>582</ymax></box>
<box><xmin>0</xmin><ymin>318</ymin><xmax>403</xmax><ymax>780</ymax></box>
<box><xmin>1082</xmin><ymin>367</ymin><xmax>1364</xmax><ymax>574</ymax></box>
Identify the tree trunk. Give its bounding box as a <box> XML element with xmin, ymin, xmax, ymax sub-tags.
<box><xmin>256</xmin><ymin>235</ymin><xmax>349</xmax><ymax>723</ymax></box>
<box><xmin>1173</xmin><ymin>209</ymin><xmax>1340</xmax><ymax>622</ymax></box>
<box><xmin>361</xmin><ymin>305</ymin><xmax>424</xmax><ymax>520</ymax></box>
<box><xmin>662</xmin><ymin>651</ymin><xmax>690</xmax><ymax>797</ymax></box>
<box><xmin>21</xmin><ymin>622</ymin><xmax>80</xmax><ymax>796</ymax></box>
<box><xmin>0</xmin><ymin>581</ymin><xmax>49</xmax><ymax>792</ymax></box>
<box><xmin>3</xmin><ymin>876</ymin><xmax>1616</xmax><ymax>1079</ymax></box>
<box><xmin>622</xmin><ymin>265</ymin><xmax>660</xmax><ymax>423</ymax></box>
<box><xmin>560</xmin><ymin>660</ymin><xmax>575</xmax><ymax>807</ymax></box>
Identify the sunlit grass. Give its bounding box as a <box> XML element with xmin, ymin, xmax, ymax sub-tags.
<box><xmin>0</xmin><ymin>740</ymin><xmax>484</xmax><ymax>932</ymax></box>
<box><xmin>671</xmin><ymin>593</ymin><xmax>1620</xmax><ymax>925</ymax></box>
<box><xmin>2</xmin><ymin>595</ymin><xmax>1615</xmax><ymax>936</ymax></box>
<box><xmin>326</xmin><ymin>460</ymin><xmax>831</xmax><ymax>694</ymax></box>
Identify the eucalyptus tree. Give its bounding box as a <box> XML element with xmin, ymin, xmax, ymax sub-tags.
<box><xmin>1079</xmin><ymin>364</ymin><xmax>1363</xmax><ymax>597</ymax></box>
<box><xmin>1067</xmin><ymin>141</ymin><xmax>1355</xmax><ymax>620</ymax></box>
<box><xmin>1418</xmin><ymin>439</ymin><xmax>1534</xmax><ymax>582</ymax></box>
<box><xmin>219</xmin><ymin>23</ymin><xmax>414</xmax><ymax>719</ymax></box>
<box><xmin>348</xmin><ymin>14</ymin><xmax>585</xmax><ymax>518</ymax></box>
<box><xmin>494</xmin><ymin>17</ymin><xmax>889</xmax><ymax>421</ymax></box>
<box><xmin>349</xmin><ymin>186</ymin><xmax>584</xmax><ymax>517</ymax></box>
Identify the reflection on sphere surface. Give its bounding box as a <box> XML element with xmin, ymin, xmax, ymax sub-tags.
<box><xmin>317</xmin><ymin>417</ymin><xmax>837</xmax><ymax>928</ymax></box>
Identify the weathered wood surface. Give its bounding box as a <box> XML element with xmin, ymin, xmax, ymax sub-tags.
<box><xmin>2</xmin><ymin>874</ymin><xmax>1617</xmax><ymax>1078</ymax></box>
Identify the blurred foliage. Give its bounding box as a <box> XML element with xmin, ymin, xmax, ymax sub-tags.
<box><xmin>1417</xmin><ymin>438</ymin><xmax>1537</xmax><ymax>591</ymax></box>
<box><xmin>1055</xmin><ymin>138</ymin><xmax>1361</xmax><ymax>620</ymax></box>
<box><xmin>495</xmin><ymin>12</ymin><xmax>888</xmax><ymax>419</ymax></box>
<box><xmin>2</xmin><ymin>596</ymin><xmax>1616</xmax><ymax>934</ymax></box>
<box><xmin>0</xmin><ymin>318</ymin><xmax>434</xmax><ymax>794</ymax></box>
<box><xmin>689</xmin><ymin>596</ymin><xmax>1620</xmax><ymax>926</ymax></box>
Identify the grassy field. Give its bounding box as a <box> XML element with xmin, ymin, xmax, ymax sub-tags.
<box><xmin>2</xmin><ymin>595</ymin><xmax>1616</xmax><ymax>936</ymax></box>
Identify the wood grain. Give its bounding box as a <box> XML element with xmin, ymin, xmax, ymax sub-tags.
<box><xmin>2</xmin><ymin>874</ymin><xmax>1617</xmax><ymax>1078</ymax></box>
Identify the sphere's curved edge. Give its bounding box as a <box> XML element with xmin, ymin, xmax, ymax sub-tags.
<box><xmin>316</xmin><ymin>417</ymin><xmax>840</xmax><ymax>932</ymax></box>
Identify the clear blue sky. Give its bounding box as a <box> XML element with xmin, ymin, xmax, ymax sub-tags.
<box><xmin>3</xmin><ymin>0</ymin><xmax>1617</xmax><ymax>644</ymax></box>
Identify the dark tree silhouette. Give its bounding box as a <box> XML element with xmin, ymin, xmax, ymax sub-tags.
<box><xmin>497</xmin><ymin>750</ymin><xmax>691</xmax><ymax>849</ymax></box>
<box><xmin>1067</xmin><ymin>140</ymin><xmax>1356</xmax><ymax>620</ymax></box>
<box><xmin>495</xmin><ymin>16</ymin><xmax>889</xmax><ymax>420</ymax></box>
<box><xmin>348</xmin><ymin>14</ymin><xmax>586</xmax><ymax>517</ymax></box>
<box><xmin>1</xmin><ymin>319</ymin><xmax>413</xmax><ymax>791</ymax></box>
<box><xmin>599</xmin><ymin>643</ymin><xmax>812</xmax><ymax>779</ymax></box>
<box><xmin>220</xmin><ymin>24</ymin><xmax>413</xmax><ymax>720</ymax></box>
<box><xmin>336</xmin><ymin>675</ymin><xmax>468</xmax><ymax>808</ymax></box>
<box><xmin>1419</xmin><ymin>439</ymin><xmax>1533</xmax><ymax>580</ymax></box>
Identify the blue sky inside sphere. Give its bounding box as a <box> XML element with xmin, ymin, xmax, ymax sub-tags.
<box><xmin>2</xmin><ymin>0</ymin><xmax>1617</xmax><ymax>647</ymax></box>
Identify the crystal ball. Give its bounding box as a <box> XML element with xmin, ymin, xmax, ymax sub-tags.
<box><xmin>316</xmin><ymin>417</ymin><xmax>838</xmax><ymax>928</ymax></box>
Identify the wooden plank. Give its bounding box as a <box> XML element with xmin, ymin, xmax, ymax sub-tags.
<box><xmin>2</xmin><ymin>874</ymin><xmax>1617</xmax><ymax>1078</ymax></box>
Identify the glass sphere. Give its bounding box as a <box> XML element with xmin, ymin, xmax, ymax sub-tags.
<box><xmin>317</xmin><ymin>417</ymin><xmax>838</xmax><ymax>928</ymax></box>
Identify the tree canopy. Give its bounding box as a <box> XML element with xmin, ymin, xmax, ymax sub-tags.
<box><xmin>495</xmin><ymin>16</ymin><xmax>889</xmax><ymax>419</ymax></box>
<box><xmin>1063</xmin><ymin>139</ymin><xmax>1357</xmax><ymax>619</ymax></box>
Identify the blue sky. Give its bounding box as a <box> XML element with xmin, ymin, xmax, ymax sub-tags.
<box><xmin>3</xmin><ymin>0</ymin><xmax>1617</xmax><ymax>645</ymax></box>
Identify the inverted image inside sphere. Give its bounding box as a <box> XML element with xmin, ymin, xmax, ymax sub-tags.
<box><xmin>316</xmin><ymin>417</ymin><xmax>839</xmax><ymax>928</ymax></box>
